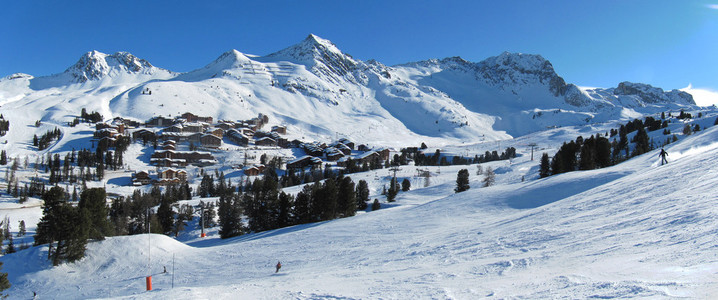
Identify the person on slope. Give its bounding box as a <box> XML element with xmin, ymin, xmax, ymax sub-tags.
<box><xmin>276</xmin><ymin>261</ymin><xmax>282</xmax><ymax>273</ymax></box>
<box><xmin>659</xmin><ymin>148</ymin><xmax>669</xmax><ymax>165</ymax></box>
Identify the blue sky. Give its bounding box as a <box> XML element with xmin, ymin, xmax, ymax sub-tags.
<box><xmin>1</xmin><ymin>0</ymin><xmax>717</xmax><ymax>94</ymax></box>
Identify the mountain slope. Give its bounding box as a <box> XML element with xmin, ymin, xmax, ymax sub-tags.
<box><xmin>3</xmin><ymin>122</ymin><xmax>717</xmax><ymax>299</ymax></box>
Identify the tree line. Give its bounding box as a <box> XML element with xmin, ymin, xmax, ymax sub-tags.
<box><xmin>539</xmin><ymin>113</ymin><xmax>712</xmax><ymax>178</ymax></box>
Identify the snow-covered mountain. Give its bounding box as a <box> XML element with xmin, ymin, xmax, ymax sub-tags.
<box><xmin>63</xmin><ymin>51</ymin><xmax>174</xmax><ymax>83</ymax></box>
<box><xmin>0</xmin><ymin>34</ymin><xmax>698</xmax><ymax>148</ymax></box>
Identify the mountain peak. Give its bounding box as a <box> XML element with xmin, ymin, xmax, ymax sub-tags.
<box><xmin>64</xmin><ymin>51</ymin><xmax>159</xmax><ymax>82</ymax></box>
<box><xmin>267</xmin><ymin>34</ymin><xmax>358</xmax><ymax>78</ymax></box>
<box><xmin>268</xmin><ymin>34</ymin><xmax>352</xmax><ymax>64</ymax></box>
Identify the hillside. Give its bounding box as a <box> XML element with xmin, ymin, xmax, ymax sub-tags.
<box><xmin>1</xmin><ymin>118</ymin><xmax>717</xmax><ymax>298</ymax></box>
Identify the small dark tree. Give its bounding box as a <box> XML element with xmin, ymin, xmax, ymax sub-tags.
<box><xmin>455</xmin><ymin>169</ymin><xmax>470</xmax><ymax>193</ymax></box>
<box><xmin>371</xmin><ymin>199</ymin><xmax>381</xmax><ymax>211</ymax></box>
<box><xmin>386</xmin><ymin>177</ymin><xmax>398</xmax><ymax>202</ymax></box>
<box><xmin>683</xmin><ymin>124</ymin><xmax>692</xmax><ymax>136</ymax></box>
<box><xmin>483</xmin><ymin>167</ymin><xmax>495</xmax><ymax>187</ymax></box>
<box><xmin>0</xmin><ymin>262</ymin><xmax>9</xmax><ymax>294</ymax></box>
<box><xmin>337</xmin><ymin>176</ymin><xmax>356</xmax><ymax>217</ymax></box>
<box><xmin>539</xmin><ymin>153</ymin><xmax>551</xmax><ymax>178</ymax></box>
<box><xmin>18</xmin><ymin>220</ymin><xmax>25</xmax><ymax>237</ymax></box>
<box><xmin>355</xmin><ymin>180</ymin><xmax>369</xmax><ymax>210</ymax></box>
<box><xmin>401</xmin><ymin>178</ymin><xmax>411</xmax><ymax>192</ymax></box>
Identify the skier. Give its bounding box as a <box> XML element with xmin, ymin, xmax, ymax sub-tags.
<box><xmin>659</xmin><ymin>148</ymin><xmax>669</xmax><ymax>165</ymax></box>
<box><xmin>275</xmin><ymin>261</ymin><xmax>282</xmax><ymax>273</ymax></box>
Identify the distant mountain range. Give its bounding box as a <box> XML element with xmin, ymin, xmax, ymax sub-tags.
<box><xmin>0</xmin><ymin>34</ymin><xmax>696</xmax><ymax>146</ymax></box>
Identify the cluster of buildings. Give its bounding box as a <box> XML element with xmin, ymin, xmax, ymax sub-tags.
<box><xmin>95</xmin><ymin>112</ymin><xmax>396</xmax><ymax>187</ymax></box>
<box><xmin>131</xmin><ymin>168</ymin><xmax>188</xmax><ymax>186</ymax></box>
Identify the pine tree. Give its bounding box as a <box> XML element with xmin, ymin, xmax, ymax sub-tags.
<box><xmin>482</xmin><ymin>167</ymin><xmax>495</xmax><ymax>187</ymax></box>
<box><xmin>36</xmin><ymin>186</ymin><xmax>90</xmax><ymax>265</ymax></box>
<box><xmin>337</xmin><ymin>176</ymin><xmax>356</xmax><ymax>218</ymax></box>
<box><xmin>386</xmin><ymin>177</ymin><xmax>398</xmax><ymax>202</ymax></box>
<box><xmin>539</xmin><ymin>153</ymin><xmax>551</xmax><ymax>178</ymax></box>
<box><xmin>277</xmin><ymin>191</ymin><xmax>294</xmax><ymax>227</ymax></box>
<box><xmin>632</xmin><ymin>127</ymin><xmax>650</xmax><ymax>156</ymax></box>
<box><xmin>371</xmin><ymin>199</ymin><xmax>381</xmax><ymax>211</ymax></box>
<box><xmin>0</xmin><ymin>150</ymin><xmax>6</xmax><ymax>165</ymax></box>
<box><xmin>294</xmin><ymin>185</ymin><xmax>313</xmax><ymax>224</ymax></box>
<box><xmin>0</xmin><ymin>262</ymin><xmax>9</xmax><ymax>294</ymax></box>
<box><xmin>78</xmin><ymin>188</ymin><xmax>111</xmax><ymax>240</ymax></box>
<box><xmin>455</xmin><ymin>169</ymin><xmax>470</xmax><ymax>193</ymax></box>
<box><xmin>157</xmin><ymin>198</ymin><xmax>174</xmax><ymax>234</ymax></box>
<box><xmin>355</xmin><ymin>180</ymin><xmax>369</xmax><ymax>210</ymax></box>
<box><xmin>401</xmin><ymin>178</ymin><xmax>411</xmax><ymax>192</ymax></box>
<box><xmin>218</xmin><ymin>194</ymin><xmax>243</xmax><ymax>239</ymax></box>
<box><xmin>18</xmin><ymin>220</ymin><xmax>25</xmax><ymax>237</ymax></box>
<box><xmin>319</xmin><ymin>177</ymin><xmax>338</xmax><ymax>220</ymax></box>
<box><xmin>5</xmin><ymin>235</ymin><xmax>15</xmax><ymax>254</ymax></box>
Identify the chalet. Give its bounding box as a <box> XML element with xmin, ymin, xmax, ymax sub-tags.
<box><xmin>356</xmin><ymin>151</ymin><xmax>380</xmax><ymax>165</ymax></box>
<box><xmin>161</xmin><ymin>140</ymin><xmax>176</xmax><ymax>147</ymax></box>
<box><xmin>132</xmin><ymin>129</ymin><xmax>157</xmax><ymax>141</ymax></box>
<box><xmin>225</xmin><ymin>129</ymin><xmax>249</xmax><ymax>146</ymax></box>
<box><xmin>132</xmin><ymin>170</ymin><xmax>151</xmax><ymax>186</ymax></box>
<box><xmin>182</xmin><ymin>123</ymin><xmax>205</xmax><ymax>133</ymax></box>
<box><xmin>271</xmin><ymin>125</ymin><xmax>287</xmax><ymax>135</ymax></box>
<box><xmin>145</xmin><ymin>116</ymin><xmax>175</xmax><ymax>127</ymax></box>
<box><xmin>114</xmin><ymin>117</ymin><xmax>141</xmax><ymax>128</ymax></box>
<box><xmin>375</xmin><ymin>147</ymin><xmax>391</xmax><ymax>161</ymax></box>
<box><xmin>335</xmin><ymin>143</ymin><xmax>352</xmax><ymax>155</ymax></box>
<box><xmin>164</xmin><ymin>124</ymin><xmax>183</xmax><ymax>133</ymax></box>
<box><xmin>160</xmin><ymin>132</ymin><xmax>191</xmax><ymax>143</ymax></box>
<box><xmin>324</xmin><ymin>147</ymin><xmax>345</xmax><ymax>161</ymax></box>
<box><xmin>161</xmin><ymin>143</ymin><xmax>176</xmax><ymax>151</ymax></box>
<box><xmin>150</xmin><ymin>157</ymin><xmax>187</xmax><ymax>167</ymax></box>
<box><xmin>181</xmin><ymin>112</ymin><xmax>213</xmax><ymax>124</ymax></box>
<box><xmin>187</xmin><ymin>132</ymin><xmax>203</xmax><ymax>145</ymax></box>
<box><xmin>277</xmin><ymin>138</ymin><xmax>290</xmax><ymax>148</ymax></box>
<box><xmin>300</xmin><ymin>142</ymin><xmax>324</xmax><ymax>157</ymax></box>
<box><xmin>200</xmin><ymin>134</ymin><xmax>222</xmax><ymax>148</ymax></box>
<box><xmin>97</xmin><ymin>137</ymin><xmax>117</xmax><ymax>148</ymax></box>
<box><xmin>239</xmin><ymin>127</ymin><xmax>255</xmax><ymax>136</ymax></box>
<box><xmin>255</xmin><ymin>137</ymin><xmax>277</xmax><ymax>147</ymax></box>
<box><xmin>357</xmin><ymin>144</ymin><xmax>370</xmax><ymax>152</ymax></box>
<box><xmin>243</xmin><ymin>164</ymin><xmax>265</xmax><ymax>176</ymax></box>
<box><xmin>150</xmin><ymin>150</ymin><xmax>216</xmax><ymax>167</ymax></box>
<box><xmin>216</xmin><ymin>122</ymin><xmax>235</xmax><ymax>131</ymax></box>
<box><xmin>337</xmin><ymin>138</ymin><xmax>355</xmax><ymax>150</ymax></box>
<box><xmin>206</xmin><ymin>128</ymin><xmax>224</xmax><ymax>138</ymax></box>
<box><xmin>159</xmin><ymin>168</ymin><xmax>188</xmax><ymax>182</ymax></box>
<box><xmin>94</xmin><ymin>128</ymin><xmax>119</xmax><ymax>139</ymax></box>
<box><xmin>96</xmin><ymin>122</ymin><xmax>124</xmax><ymax>134</ymax></box>
<box><xmin>286</xmin><ymin>155</ymin><xmax>323</xmax><ymax>170</ymax></box>
<box><xmin>244</xmin><ymin>166</ymin><xmax>261</xmax><ymax>176</ymax></box>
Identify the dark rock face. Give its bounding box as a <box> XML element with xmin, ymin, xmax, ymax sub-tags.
<box><xmin>614</xmin><ymin>81</ymin><xmax>695</xmax><ymax>105</ymax></box>
<box><xmin>65</xmin><ymin>51</ymin><xmax>155</xmax><ymax>82</ymax></box>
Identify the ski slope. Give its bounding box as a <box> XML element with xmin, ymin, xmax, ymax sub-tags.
<box><xmin>2</xmin><ymin>122</ymin><xmax>717</xmax><ymax>299</ymax></box>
